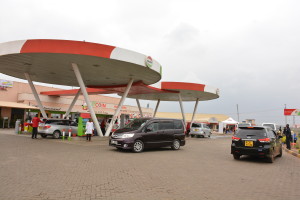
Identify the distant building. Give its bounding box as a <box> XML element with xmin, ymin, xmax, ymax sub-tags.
<box><xmin>245</xmin><ymin>119</ymin><xmax>256</xmax><ymax>125</ymax></box>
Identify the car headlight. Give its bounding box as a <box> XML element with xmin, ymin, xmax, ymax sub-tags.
<box><xmin>121</xmin><ymin>133</ymin><xmax>135</xmax><ymax>138</ymax></box>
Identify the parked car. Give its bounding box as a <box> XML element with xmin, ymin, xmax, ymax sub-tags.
<box><xmin>231</xmin><ymin>126</ymin><xmax>282</xmax><ymax>163</ymax></box>
<box><xmin>109</xmin><ymin>118</ymin><xmax>186</xmax><ymax>153</ymax></box>
<box><xmin>238</xmin><ymin>123</ymin><xmax>251</xmax><ymax>128</ymax></box>
<box><xmin>38</xmin><ymin>119</ymin><xmax>78</xmax><ymax>139</ymax></box>
<box><xmin>189</xmin><ymin>122</ymin><xmax>212</xmax><ymax>138</ymax></box>
<box><xmin>262</xmin><ymin>123</ymin><xmax>277</xmax><ymax>131</ymax></box>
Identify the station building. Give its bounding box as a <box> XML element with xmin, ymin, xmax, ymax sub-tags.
<box><xmin>0</xmin><ymin>80</ymin><xmax>153</xmax><ymax>127</ymax></box>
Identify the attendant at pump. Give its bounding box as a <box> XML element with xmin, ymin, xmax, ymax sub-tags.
<box><xmin>284</xmin><ymin>124</ymin><xmax>292</xmax><ymax>150</ymax></box>
<box><xmin>31</xmin><ymin>114</ymin><xmax>43</xmax><ymax>139</ymax></box>
<box><xmin>85</xmin><ymin>119</ymin><xmax>94</xmax><ymax>142</ymax></box>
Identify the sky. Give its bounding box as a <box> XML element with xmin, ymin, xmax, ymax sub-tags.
<box><xmin>0</xmin><ymin>0</ymin><xmax>300</xmax><ymax>125</ymax></box>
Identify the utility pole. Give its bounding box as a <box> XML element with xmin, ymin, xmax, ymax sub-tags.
<box><xmin>236</xmin><ymin>104</ymin><xmax>240</xmax><ymax>122</ymax></box>
<box><xmin>285</xmin><ymin>104</ymin><xmax>287</xmax><ymax>125</ymax></box>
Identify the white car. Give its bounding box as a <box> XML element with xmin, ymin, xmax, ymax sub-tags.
<box><xmin>262</xmin><ymin>123</ymin><xmax>277</xmax><ymax>131</ymax></box>
<box><xmin>189</xmin><ymin>123</ymin><xmax>212</xmax><ymax>138</ymax></box>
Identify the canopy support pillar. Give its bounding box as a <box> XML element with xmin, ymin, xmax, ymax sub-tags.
<box><xmin>71</xmin><ymin>63</ymin><xmax>103</xmax><ymax>137</ymax></box>
<box><xmin>190</xmin><ymin>98</ymin><xmax>199</xmax><ymax>126</ymax></box>
<box><xmin>178</xmin><ymin>93</ymin><xmax>186</xmax><ymax>126</ymax></box>
<box><xmin>105</xmin><ymin>78</ymin><xmax>134</xmax><ymax>136</ymax></box>
<box><xmin>24</xmin><ymin>73</ymin><xmax>47</xmax><ymax>118</ymax></box>
<box><xmin>153</xmin><ymin>99</ymin><xmax>160</xmax><ymax>117</ymax></box>
<box><xmin>65</xmin><ymin>89</ymin><xmax>81</xmax><ymax>119</ymax></box>
<box><xmin>136</xmin><ymin>99</ymin><xmax>143</xmax><ymax>118</ymax></box>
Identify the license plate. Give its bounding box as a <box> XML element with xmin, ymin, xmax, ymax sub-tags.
<box><xmin>245</xmin><ymin>141</ymin><xmax>253</xmax><ymax>147</ymax></box>
<box><xmin>111</xmin><ymin>140</ymin><xmax>118</xmax><ymax>145</ymax></box>
<box><xmin>194</xmin><ymin>129</ymin><xmax>199</xmax><ymax>131</ymax></box>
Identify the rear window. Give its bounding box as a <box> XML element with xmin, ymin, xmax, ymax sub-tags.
<box><xmin>174</xmin><ymin>120</ymin><xmax>183</xmax><ymax>129</ymax></box>
<box><xmin>191</xmin><ymin>123</ymin><xmax>202</xmax><ymax>128</ymax></box>
<box><xmin>236</xmin><ymin>127</ymin><xmax>267</xmax><ymax>138</ymax></box>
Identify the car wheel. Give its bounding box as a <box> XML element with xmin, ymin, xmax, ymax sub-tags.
<box><xmin>191</xmin><ymin>135</ymin><xmax>194</xmax><ymax>138</ymax></box>
<box><xmin>53</xmin><ymin>130</ymin><xmax>61</xmax><ymax>139</ymax></box>
<box><xmin>233</xmin><ymin>154</ymin><xmax>240</xmax><ymax>160</ymax></box>
<box><xmin>132</xmin><ymin>140</ymin><xmax>144</xmax><ymax>153</ymax></box>
<box><xmin>267</xmin><ymin>152</ymin><xmax>275</xmax><ymax>163</ymax></box>
<box><xmin>41</xmin><ymin>134</ymin><xmax>47</xmax><ymax>138</ymax></box>
<box><xmin>171</xmin><ymin>139</ymin><xmax>181</xmax><ymax>150</ymax></box>
<box><xmin>277</xmin><ymin>147</ymin><xmax>282</xmax><ymax>157</ymax></box>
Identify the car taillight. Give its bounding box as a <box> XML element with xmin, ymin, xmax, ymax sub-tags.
<box><xmin>258</xmin><ymin>138</ymin><xmax>270</xmax><ymax>143</ymax></box>
<box><xmin>44</xmin><ymin>125</ymin><xmax>51</xmax><ymax>129</ymax></box>
<box><xmin>232</xmin><ymin>136</ymin><xmax>240</xmax><ymax>141</ymax></box>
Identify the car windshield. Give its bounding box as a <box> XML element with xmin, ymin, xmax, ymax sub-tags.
<box><xmin>191</xmin><ymin>123</ymin><xmax>201</xmax><ymax>128</ymax></box>
<box><xmin>236</xmin><ymin>127</ymin><xmax>267</xmax><ymax>138</ymax></box>
<box><xmin>263</xmin><ymin>124</ymin><xmax>275</xmax><ymax>130</ymax></box>
<box><xmin>123</xmin><ymin>118</ymin><xmax>150</xmax><ymax>130</ymax></box>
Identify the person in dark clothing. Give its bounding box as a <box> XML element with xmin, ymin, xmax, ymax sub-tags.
<box><xmin>284</xmin><ymin>124</ymin><xmax>292</xmax><ymax>150</ymax></box>
<box><xmin>31</xmin><ymin>114</ymin><xmax>43</xmax><ymax>139</ymax></box>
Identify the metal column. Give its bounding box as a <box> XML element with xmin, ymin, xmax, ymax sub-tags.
<box><xmin>64</xmin><ymin>89</ymin><xmax>81</xmax><ymax>118</ymax></box>
<box><xmin>71</xmin><ymin>63</ymin><xmax>103</xmax><ymax>137</ymax></box>
<box><xmin>24</xmin><ymin>73</ymin><xmax>47</xmax><ymax>118</ymax></box>
<box><xmin>178</xmin><ymin>93</ymin><xmax>186</xmax><ymax>125</ymax></box>
<box><xmin>105</xmin><ymin>78</ymin><xmax>134</xmax><ymax>136</ymax></box>
<box><xmin>136</xmin><ymin>99</ymin><xmax>143</xmax><ymax>118</ymax></box>
<box><xmin>190</xmin><ymin>98</ymin><xmax>199</xmax><ymax>126</ymax></box>
<box><xmin>153</xmin><ymin>99</ymin><xmax>160</xmax><ymax>117</ymax></box>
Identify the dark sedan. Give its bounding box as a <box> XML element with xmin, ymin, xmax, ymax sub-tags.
<box><xmin>231</xmin><ymin>126</ymin><xmax>282</xmax><ymax>163</ymax></box>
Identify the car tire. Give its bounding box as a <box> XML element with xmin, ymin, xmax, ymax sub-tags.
<box><xmin>132</xmin><ymin>140</ymin><xmax>144</xmax><ymax>153</ymax></box>
<box><xmin>53</xmin><ymin>130</ymin><xmax>61</xmax><ymax>139</ymax></box>
<box><xmin>41</xmin><ymin>134</ymin><xmax>47</xmax><ymax>138</ymax></box>
<box><xmin>277</xmin><ymin>147</ymin><xmax>282</xmax><ymax>157</ymax></box>
<box><xmin>267</xmin><ymin>153</ymin><xmax>275</xmax><ymax>163</ymax></box>
<box><xmin>171</xmin><ymin>139</ymin><xmax>181</xmax><ymax>150</ymax></box>
<box><xmin>233</xmin><ymin>154</ymin><xmax>240</xmax><ymax>160</ymax></box>
<box><xmin>191</xmin><ymin>135</ymin><xmax>194</xmax><ymax>138</ymax></box>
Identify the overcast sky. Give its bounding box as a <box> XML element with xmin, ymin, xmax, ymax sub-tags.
<box><xmin>1</xmin><ymin>0</ymin><xmax>300</xmax><ymax>125</ymax></box>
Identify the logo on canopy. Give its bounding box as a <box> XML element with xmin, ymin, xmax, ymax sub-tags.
<box><xmin>145</xmin><ymin>56</ymin><xmax>153</xmax><ymax>68</ymax></box>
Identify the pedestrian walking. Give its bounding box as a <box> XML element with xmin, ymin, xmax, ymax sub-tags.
<box><xmin>283</xmin><ymin>124</ymin><xmax>292</xmax><ymax>150</ymax></box>
<box><xmin>31</xmin><ymin>114</ymin><xmax>43</xmax><ymax>139</ymax></box>
<box><xmin>85</xmin><ymin>118</ymin><xmax>94</xmax><ymax>142</ymax></box>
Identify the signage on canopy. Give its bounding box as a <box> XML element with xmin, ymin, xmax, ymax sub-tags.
<box><xmin>145</xmin><ymin>56</ymin><xmax>153</xmax><ymax>68</ymax></box>
<box><xmin>284</xmin><ymin>109</ymin><xmax>300</xmax><ymax>116</ymax></box>
<box><xmin>0</xmin><ymin>79</ymin><xmax>13</xmax><ymax>87</ymax></box>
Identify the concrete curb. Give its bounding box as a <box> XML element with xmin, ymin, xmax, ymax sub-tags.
<box><xmin>283</xmin><ymin>146</ymin><xmax>300</xmax><ymax>158</ymax></box>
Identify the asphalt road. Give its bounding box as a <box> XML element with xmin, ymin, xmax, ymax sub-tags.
<box><xmin>0</xmin><ymin>130</ymin><xmax>299</xmax><ymax>200</ymax></box>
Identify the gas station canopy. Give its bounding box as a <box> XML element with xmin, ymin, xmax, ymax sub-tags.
<box><xmin>125</xmin><ymin>82</ymin><xmax>219</xmax><ymax>101</ymax></box>
<box><xmin>0</xmin><ymin>39</ymin><xmax>162</xmax><ymax>86</ymax></box>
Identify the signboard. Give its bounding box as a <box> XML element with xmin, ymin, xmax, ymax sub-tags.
<box><xmin>0</xmin><ymin>79</ymin><xmax>13</xmax><ymax>87</ymax></box>
<box><xmin>284</xmin><ymin>109</ymin><xmax>300</xmax><ymax>116</ymax></box>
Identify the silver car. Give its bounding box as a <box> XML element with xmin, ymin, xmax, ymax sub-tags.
<box><xmin>190</xmin><ymin>123</ymin><xmax>212</xmax><ymax>138</ymax></box>
<box><xmin>38</xmin><ymin>119</ymin><xmax>78</xmax><ymax>139</ymax></box>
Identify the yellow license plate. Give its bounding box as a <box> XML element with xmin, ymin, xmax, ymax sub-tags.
<box><xmin>245</xmin><ymin>141</ymin><xmax>253</xmax><ymax>147</ymax></box>
<box><xmin>194</xmin><ymin>129</ymin><xmax>199</xmax><ymax>131</ymax></box>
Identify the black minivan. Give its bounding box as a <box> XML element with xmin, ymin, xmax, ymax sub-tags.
<box><xmin>231</xmin><ymin>126</ymin><xmax>282</xmax><ymax>163</ymax></box>
<box><xmin>109</xmin><ymin>118</ymin><xmax>186</xmax><ymax>153</ymax></box>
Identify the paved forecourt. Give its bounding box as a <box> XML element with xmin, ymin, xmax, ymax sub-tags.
<box><xmin>0</xmin><ymin>130</ymin><xmax>299</xmax><ymax>200</ymax></box>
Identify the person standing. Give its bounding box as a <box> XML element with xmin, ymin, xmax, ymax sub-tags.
<box><xmin>31</xmin><ymin>114</ymin><xmax>43</xmax><ymax>139</ymax></box>
<box><xmin>100</xmin><ymin>118</ymin><xmax>106</xmax><ymax>136</ymax></box>
<box><xmin>284</xmin><ymin>124</ymin><xmax>292</xmax><ymax>150</ymax></box>
<box><xmin>85</xmin><ymin>118</ymin><xmax>94</xmax><ymax>142</ymax></box>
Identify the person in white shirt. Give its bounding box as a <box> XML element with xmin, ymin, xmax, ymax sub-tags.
<box><xmin>85</xmin><ymin>118</ymin><xmax>94</xmax><ymax>142</ymax></box>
